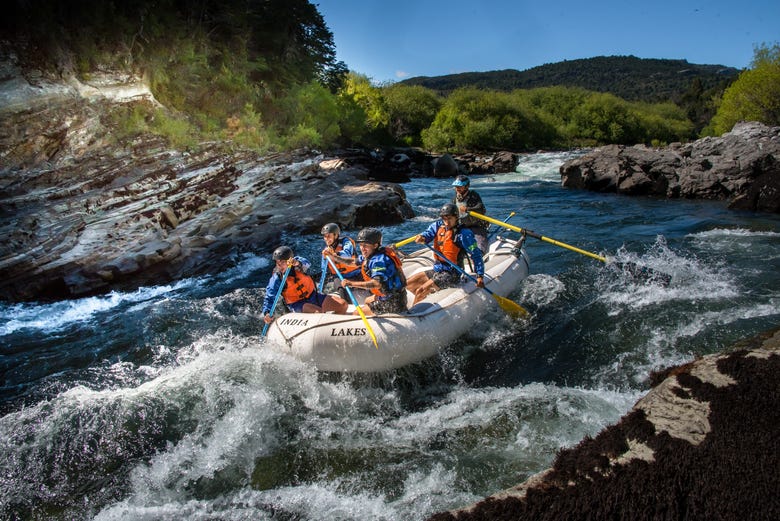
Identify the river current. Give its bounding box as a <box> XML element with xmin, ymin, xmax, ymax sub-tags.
<box><xmin>2</xmin><ymin>151</ymin><xmax>779</xmax><ymax>520</ymax></box>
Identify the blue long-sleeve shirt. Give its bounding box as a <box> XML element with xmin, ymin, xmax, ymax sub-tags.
<box><xmin>262</xmin><ymin>256</ymin><xmax>311</xmax><ymax>316</ymax></box>
<box><xmin>358</xmin><ymin>249</ymin><xmax>405</xmax><ymax>296</ymax></box>
<box><xmin>419</xmin><ymin>220</ymin><xmax>485</xmax><ymax>276</ymax></box>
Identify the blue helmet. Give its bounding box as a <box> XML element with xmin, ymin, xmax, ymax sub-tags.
<box><xmin>451</xmin><ymin>175</ymin><xmax>470</xmax><ymax>187</ymax></box>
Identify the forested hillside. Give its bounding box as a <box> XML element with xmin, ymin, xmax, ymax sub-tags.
<box><xmin>401</xmin><ymin>56</ymin><xmax>738</xmax><ymax>102</ymax></box>
<box><xmin>1</xmin><ymin>1</ymin><xmax>774</xmax><ymax>153</ymax></box>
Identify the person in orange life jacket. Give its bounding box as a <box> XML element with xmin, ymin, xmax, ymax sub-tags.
<box><xmin>262</xmin><ymin>246</ymin><xmax>347</xmax><ymax>325</ymax></box>
<box><xmin>336</xmin><ymin>227</ymin><xmax>408</xmax><ymax>316</ymax></box>
<box><xmin>452</xmin><ymin>174</ymin><xmax>489</xmax><ymax>253</ymax></box>
<box><xmin>319</xmin><ymin>222</ymin><xmax>362</xmax><ymax>297</ymax></box>
<box><xmin>406</xmin><ymin>203</ymin><xmax>485</xmax><ymax>306</ymax></box>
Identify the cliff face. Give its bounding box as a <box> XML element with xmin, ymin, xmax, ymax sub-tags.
<box><xmin>430</xmin><ymin>328</ymin><xmax>780</xmax><ymax>520</ymax></box>
<box><xmin>0</xmin><ymin>52</ymin><xmax>415</xmax><ymax>302</ymax></box>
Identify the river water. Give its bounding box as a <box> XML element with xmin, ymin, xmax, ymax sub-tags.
<box><xmin>2</xmin><ymin>151</ymin><xmax>779</xmax><ymax>520</ymax></box>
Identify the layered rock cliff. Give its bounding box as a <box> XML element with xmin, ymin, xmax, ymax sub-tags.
<box><xmin>430</xmin><ymin>328</ymin><xmax>780</xmax><ymax>520</ymax></box>
<box><xmin>0</xmin><ymin>52</ymin><xmax>415</xmax><ymax>302</ymax></box>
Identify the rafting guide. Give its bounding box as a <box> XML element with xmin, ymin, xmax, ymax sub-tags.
<box><xmin>406</xmin><ymin>203</ymin><xmax>485</xmax><ymax>306</ymax></box>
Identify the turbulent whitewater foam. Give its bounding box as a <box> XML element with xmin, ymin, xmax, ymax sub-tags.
<box><xmin>514</xmin><ymin>151</ymin><xmax>583</xmax><ymax>182</ymax></box>
<box><xmin>0</xmin><ymin>281</ymin><xmax>194</xmax><ymax>336</ymax></box>
<box><xmin>0</xmin><ymin>321</ymin><xmax>639</xmax><ymax>521</ymax></box>
<box><xmin>520</xmin><ymin>274</ymin><xmax>566</xmax><ymax>308</ymax></box>
<box><xmin>596</xmin><ymin>236</ymin><xmax>739</xmax><ymax>315</ymax></box>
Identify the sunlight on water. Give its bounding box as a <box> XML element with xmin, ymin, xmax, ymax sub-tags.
<box><xmin>596</xmin><ymin>236</ymin><xmax>739</xmax><ymax>314</ymax></box>
<box><xmin>519</xmin><ymin>274</ymin><xmax>566</xmax><ymax>308</ymax></box>
<box><xmin>1</xmin><ymin>322</ymin><xmax>641</xmax><ymax>520</ymax></box>
<box><xmin>0</xmin><ymin>281</ymin><xmax>194</xmax><ymax>336</ymax></box>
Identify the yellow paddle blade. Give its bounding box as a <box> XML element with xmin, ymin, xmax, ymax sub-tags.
<box><xmin>493</xmin><ymin>294</ymin><xmax>529</xmax><ymax>318</ymax></box>
<box><xmin>354</xmin><ymin>305</ymin><xmax>379</xmax><ymax>349</ymax></box>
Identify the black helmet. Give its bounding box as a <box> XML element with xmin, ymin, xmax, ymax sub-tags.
<box><xmin>439</xmin><ymin>203</ymin><xmax>459</xmax><ymax>217</ymax></box>
<box><xmin>356</xmin><ymin>227</ymin><xmax>382</xmax><ymax>245</ymax></box>
<box><xmin>452</xmin><ymin>174</ymin><xmax>470</xmax><ymax>187</ymax></box>
<box><xmin>272</xmin><ymin>246</ymin><xmax>293</xmax><ymax>261</ymax></box>
<box><xmin>321</xmin><ymin>222</ymin><xmax>340</xmax><ymax>236</ymax></box>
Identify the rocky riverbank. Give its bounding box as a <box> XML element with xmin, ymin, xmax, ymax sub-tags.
<box><xmin>560</xmin><ymin>121</ymin><xmax>780</xmax><ymax>213</ymax></box>
<box><xmin>430</xmin><ymin>327</ymin><xmax>780</xmax><ymax>520</ymax></box>
<box><xmin>0</xmin><ymin>50</ymin><xmax>520</xmax><ymax>303</ymax></box>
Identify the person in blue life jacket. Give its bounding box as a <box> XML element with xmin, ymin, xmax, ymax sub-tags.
<box><xmin>319</xmin><ymin>222</ymin><xmax>362</xmax><ymax>298</ymax></box>
<box><xmin>452</xmin><ymin>174</ymin><xmax>490</xmax><ymax>253</ymax></box>
<box><xmin>405</xmin><ymin>203</ymin><xmax>485</xmax><ymax>306</ymax></box>
<box><xmin>262</xmin><ymin>246</ymin><xmax>348</xmax><ymax>325</ymax></box>
<box><xmin>333</xmin><ymin>227</ymin><xmax>408</xmax><ymax>316</ymax></box>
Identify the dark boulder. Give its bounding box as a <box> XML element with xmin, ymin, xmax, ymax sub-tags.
<box><xmin>560</xmin><ymin>122</ymin><xmax>780</xmax><ymax>213</ymax></box>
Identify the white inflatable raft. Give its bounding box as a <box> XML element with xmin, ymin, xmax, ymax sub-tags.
<box><xmin>263</xmin><ymin>237</ymin><xmax>530</xmax><ymax>372</ymax></box>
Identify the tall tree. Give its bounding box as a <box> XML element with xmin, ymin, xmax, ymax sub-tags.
<box><xmin>711</xmin><ymin>43</ymin><xmax>780</xmax><ymax>134</ymax></box>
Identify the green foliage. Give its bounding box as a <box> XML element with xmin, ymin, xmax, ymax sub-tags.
<box><xmin>274</xmin><ymin>81</ymin><xmax>342</xmax><ymax>148</ymax></box>
<box><xmin>343</xmin><ymin>73</ymin><xmax>390</xmax><ymax>129</ymax></box>
<box><xmin>710</xmin><ymin>43</ymin><xmax>780</xmax><ymax>134</ymax></box>
<box><xmin>2</xmin><ymin>0</ymin><xmax>345</xmax><ymax>151</ymax></box>
<box><xmin>382</xmin><ymin>84</ymin><xmax>442</xmax><ymax>146</ymax></box>
<box><xmin>421</xmin><ymin>88</ymin><xmax>557</xmax><ymax>152</ymax></box>
<box><xmin>150</xmin><ymin>110</ymin><xmax>198</xmax><ymax>149</ymax></box>
<box><xmin>224</xmin><ymin>104</ymin><xmax>275</xmax><ymax>153</ymax></box>
<box><xmin>2</xmin><ymin>2</ymin><xmax>750</xmax><ymax>152</ymax></box>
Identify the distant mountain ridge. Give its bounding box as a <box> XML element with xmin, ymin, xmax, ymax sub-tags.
<box><xmin>401</xmin><ymin>55</ymin><xmax>739</xmax><ymax>102</ymax></box>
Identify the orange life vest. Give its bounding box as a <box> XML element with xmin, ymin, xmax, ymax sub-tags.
<box><xmin>434</xmin><ymin>225</ymin><xmax>462</xmax><ymax>266</ymax></box>
<box><xmin>361</xmin><ymin>247</ymin><xmax>406</xmax><ymax>297</ymax></box>
<box><xmin>281</xmin><ymin>268</ymin><xmax>316</xmax><ymax>304</ymax></box>
<box><xmin>326</xmin><ymin>237</ymin><xmax>358</xmax><ymax>275</ymax></box>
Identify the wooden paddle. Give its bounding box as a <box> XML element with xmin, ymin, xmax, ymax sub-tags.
<box><xmin>261</xmin><ymin>263</ymin><xmax>292</xmax><ymax>337</ymax></box>
<box><xmin>420</xmin><ymin>242</ymin><xmax>529</xmax><ymax>318</ymax></box>
<box><xmin>327</xmin><ymin>256</ymin><xmax>379</xmax><ymax>349</ymax></box>
<box><xmin>467</xmin><ymin>211</ymin><xmax>672</xmax><ymax>284</ymax></box>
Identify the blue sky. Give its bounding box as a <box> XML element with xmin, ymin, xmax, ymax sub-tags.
<box><xmin>315</xmin><ymin>0</ymin><xmax>780</xmax><ymax>84</ymax></box>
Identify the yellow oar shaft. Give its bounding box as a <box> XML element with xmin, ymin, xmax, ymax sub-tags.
<box><xmin>326</xmin><ymin>256</ymin><xmax>379</xmax><ymax>349</ymax></box>
<box><xmin>393</xmin><ymin>235</ymin><xmax>419</xmax><ymax>248</ymax></box>
<box><xmin>468</xmin><ymin>211</ymin><xmax>608</xmax><ymax>263</ymax></box>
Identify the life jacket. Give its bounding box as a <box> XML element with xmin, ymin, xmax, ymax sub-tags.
<box><xmin>281</xmin><ymin>268</ymin><xmax>316</xmax><ymax>304</ymax></box>
<box><xmin>326</xmin><ymin>236</ymin><xmax>359</xmax><ymax>276</ymax></box>
<box><xmin>361</xmin><ymin>247</ymin><xmax>406</xmax><ymax>297</ymax></box>
<box><xmin>434</xmin><ymin>224</ymin><xmax>464</xmax><ymax>268</ymax></box>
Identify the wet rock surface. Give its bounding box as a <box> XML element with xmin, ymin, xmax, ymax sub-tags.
<box><xmin>0</xmin><ymin>51</ymin><xmax>527</xmax><ymax>302</ymax></box>
<box><xmin>560</xmin><ymin>121</ymin><xmax>780</xmax><ymax>213</ymax></box>
<box><xmin>430</xmin><ymin>327</ymin><xmax>780</xmax><ymax>520</ymax></box>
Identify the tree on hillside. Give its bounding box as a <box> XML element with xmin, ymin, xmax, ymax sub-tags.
<box><xmin>710</xmin><ymin>43</ymin><xmax>780</xmax><ymax>134</ymax></box>
<box><xmin>421</xmin><ymin>88</ymin><xmax>556</xmax><ymax>152</ymax></box>
<box><xmin>382</xmin><ymin>84</ymin><xmax>442</xmax><ymax>146</ymax></box>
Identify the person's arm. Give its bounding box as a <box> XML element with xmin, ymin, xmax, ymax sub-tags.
<box><xmin>261</xmin><ymin>272</ymin><xmax>282</xmax><ymax>317</ymax></box>
<box><xmin>294</xmin><ymin>256</ymin><xmax>311</xmax><ymax>273</ymax></box>
<box><xmin>342</xmin><ymin>277</ymin><xmax>381</xmax><ymax>291</ymax></box>
<box><xmin>325</xmin><ymin>250</ymin><xmax>360</xmax><ymax>267</ymax></box>
<box><xmin>340</xmin><ymin>238</ymin><xmax>357</xmax><ymax>260</ymax></box>
<box><xmin>342</xmin><ymin>257</ymin><xmax>383</xmax><ymax>291</ymax></box>
<box><xmin>414</xmin><ymin>221</ymin><xmax>440</xmax><ymax>243</ymax></box>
